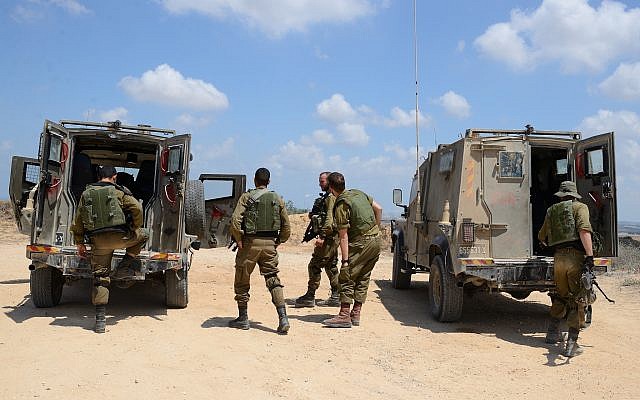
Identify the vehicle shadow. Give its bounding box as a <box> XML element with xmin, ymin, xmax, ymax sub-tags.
<box><xmin>374</xmin><ymin>278</ymin><xmax>568</xmax><ymax>366</ymax></box>
<box><xmin>3</xmin><ymin>278</ymin><xmax>168</xmax><ymax>332</ymax></box>
<box><xmin>201</xmin><ymin>316</ymin><xmax>280</xmax><ymax>334</ymax></box>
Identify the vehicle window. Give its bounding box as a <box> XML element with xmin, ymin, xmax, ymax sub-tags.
<box><xmin>556</xmin><ymin>158</ymin><xmax>568</xmax><ymax>175</ymax></box>
<box><xmin>167</xmin><ymin>146</ymin><xmax>183</xmax><ymax>174</ymax></box>
<box><xmin>49</xmin><ymin>136</ymin><xmax>62</xmax><ymax>163</ymax></box>
<box><xmin>204</xmin><ymin>179</ymin><xmax>234</xmax><ymax>200</ymax></box>
<box><xmin>586</xmin><ymin>148</ymin><xmax>605</xmax><ymax>175</ymax></box>
<box><xmin>409</xmin><ymin>175</ymin><xmax>418</xmax><ymax>204</ymax></box>
<box><xmin>499</xmin><ymin>151</ymin><xmax>524</xmax><ymax>178</ymax></box>
<box><xmin>25</xmin><ymin>163</ymin><xmax>40</xmax><ymax>184</ymax></box>
<box><xmin>439</xmin><ymin>150</ymin><xmax>454</xmax><ymax>173</ymax></box>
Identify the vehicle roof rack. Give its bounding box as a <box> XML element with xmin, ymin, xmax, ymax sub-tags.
<box><xmin>59</xmin><ymin>120</ymin><xmax>176</xmax><ymax>136</ymax></box>
<box><xmin>466</xmin><ymin>125</ymin><xmax>581</xmax><ymax>140</ymax></box>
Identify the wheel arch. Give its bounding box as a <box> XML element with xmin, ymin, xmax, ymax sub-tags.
<box><xmin>429</xmin><ymin>234</ymin><xmax>454</xmax><ymax>274</ymax></box>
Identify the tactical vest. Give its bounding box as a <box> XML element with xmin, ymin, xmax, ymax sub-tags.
<box><xmin>547</xmin><ymin>200</ymin><xmax>580</xmax><ymax>247</ymax></box>
<box><xmin>335</xmin><ymin>189</ymin><xmax>376</xmax><ymax>237</ymax></box>
<box><xmin>309</xmin><ymin>192</ymin><xmax>329</xmax><ymax>235</ymax></box>
<box><xmin>243</xmin><ymin>190</ymin><xmax>281</xmax><ymax>235</ymax></box>
<box><xmin>79</xmin><ymin>185</ymin><xmax>127</xmax><ymax>233</ymax></box>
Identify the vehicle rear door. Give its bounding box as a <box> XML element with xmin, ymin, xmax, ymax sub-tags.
<box><xmin>198</xmin><ymin>174</ymin><xmax>246</xmax><ymax>248</ymax></box>
<box><xmin>574</xmin><ymin>132</ymin><xmax>617</xmax><ymax>256</ymax></box>
<box><xmin>158</xmin><ymin>134</ymin><xmax>191</xmax><ymax>250</ymax></box>
<box><xmin>9</xmin><ymin>156</ymin><xmax>40</xmax><ymax>235</ymax></box>
<box><xmin>35</xmin><ymin>121</ymin><xmax>70</xmax><ymax>243</ymax></box>
<box><xmin>480</xmin><ymin>138</ymin><xmax>531</xmax><ymax>258</ymax></box>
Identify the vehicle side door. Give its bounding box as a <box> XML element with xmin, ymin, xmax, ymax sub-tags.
<box><xmin>9</xmin><ymin>156</ymin><xmax>40</xmax><ymax>235</ymax></box>
<box><xmin>155</xmin><ymin>134</ymin><xmax>191</xmax><ymax>251</ymax></box>
<box><xmin>574</xmin><ymin>132</ymin><xmax>617</xmax><ymax>256</ymax></box>
<box><xmin>198</xmin><ymin>174</ymin><xmax>246</xmax><ymax>248</ymax></box>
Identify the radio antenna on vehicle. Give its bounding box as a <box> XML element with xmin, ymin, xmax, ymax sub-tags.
<box><xmin>413</xmin><ymin>0</ymin><xmax>423</xmax><ymax>225</ymax></box>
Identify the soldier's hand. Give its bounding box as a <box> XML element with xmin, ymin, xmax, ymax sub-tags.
<box><xmin>77</xmin><ymin>244</ymin><xmax>87</xmax><ymax>258</ymax></box>
<box><xmin>314</xmin><ymin>238</ymin><xmax>325</xmax><ymax>248</ymax></box>
<box><xmin>583</xmin><ymin>255</ymin><xmax>594</xmax><ymax>272</ymax></box>
<box><xmin>236</xmin><ymin>241</ymin><xmax>243</xmax><ymax>250</ymax></box>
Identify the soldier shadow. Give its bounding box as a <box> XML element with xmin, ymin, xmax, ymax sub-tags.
<box><xmin>201</xmin><ymin>316</ymin><xmax>280</xmax><ymax>334</ymax></box>
<box><xmin>3</xmin><ymin>278</ymin><xmax>168</xmax><ymax>332</ymax></box>
<box><xmin>374</xmin><ymin>278</ymin><xmax>568</xmax><ymax>366</ymax></box>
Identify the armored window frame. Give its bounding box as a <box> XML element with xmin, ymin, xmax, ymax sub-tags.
<box><xmin>439</xmin><ymin>150</ymin><xmax>455</xmax><ymax>174</ymax></box>
<box><xmin>498</xmin><ymin>151</ymin><xmax>524</xmax><ymax>178</ymax></box>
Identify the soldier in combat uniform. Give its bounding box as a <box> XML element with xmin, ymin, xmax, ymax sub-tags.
<box><xmin>323</xmin><ymin>172</ymin><xmax>382</xmax><ymax>328</ymax></box>
<box><xmin>538</xmin><ymin>180</ymin><xmax>594</xmax><ymax>357</ymax></box>
<box><xmin>70</xmin><ymin>165</ymin><xmax>148</xmax><ymax>333</ymax></box>
<box><xmin>295</xmin><ymin>171</ymin><xmax>340</xmax><ymax>308</ymax></box>
<box><xmin>228</xmin><ymin>168</ymin><xmax>292</xmax><ymax>334</ymax></box>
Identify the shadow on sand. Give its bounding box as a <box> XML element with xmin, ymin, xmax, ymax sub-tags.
<box><xmin>3</xmin><ymin>278</ymin><xmax>168</xmax><ymax>332</ymax></box>
<box><xmin>374</xmin><ymin>278</ymin><xmax>572</xmax><ymax>366</ymax></box>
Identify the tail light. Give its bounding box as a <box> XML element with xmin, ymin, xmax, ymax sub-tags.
<box><xmin>462</xmin><ymin>219</ymin><xmax>475</xmax><ymax>243</ymax></box>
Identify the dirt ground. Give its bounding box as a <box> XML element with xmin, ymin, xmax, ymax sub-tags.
<box><xmin>1</xmin><ymin>222</ymin><xmax>640</xmax><ymax>399</ymax></box>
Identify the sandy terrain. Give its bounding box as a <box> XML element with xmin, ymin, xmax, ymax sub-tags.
<box><xmin>1</xmin><ymin>219</ymin><xmax>640</xmax><ymax>400</ymax></box>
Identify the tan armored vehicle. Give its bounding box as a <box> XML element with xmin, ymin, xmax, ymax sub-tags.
<box><xmin>9</xmin><ymin>120</ymin><xmax>245</xmax><ymax>308</ymax></box>
<box><xmin>391</xmin><ymin>126</ymin><xmax>617</xmax><ymax>321</ymax></box>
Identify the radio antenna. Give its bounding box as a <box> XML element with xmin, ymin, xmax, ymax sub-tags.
<box><xmin>414</xmin><ymin>0</ymin><xmax>420</xmax><ymax>171</ymax></box>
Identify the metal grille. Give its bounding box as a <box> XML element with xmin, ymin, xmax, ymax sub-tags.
<box><xmin>25</xmin><ymin>163</ymin><xmax>40</xmax><ymax>184</ymax></box>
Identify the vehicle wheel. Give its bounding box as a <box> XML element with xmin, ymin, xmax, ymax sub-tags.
<box><xmin>509</xmin><ymin>291</ymin><xmax>531</xmax><ymax>300</ymax></box>
<box><xmin>428</xmin><ymin>255</ymin><xmax>463</xmax><ymax>322</ymax></box>
<box><xmin>30</xmin><ymin>266</ymin><xmax>64</xmax><ymax>308</ymax></box>
<box><xmin>184</xmin><ymin>180</ymin><xmax>206</xmax><ymax>238</ymax></box>
<box><xmin>165</xmin><ymin>268</ymin><xmax>188</xmax><ymax>308</ymax></box>
<box><xmin>392</xmin><ymin>241</ymin><xmax>411</xmax><ymax>289</ymax></box>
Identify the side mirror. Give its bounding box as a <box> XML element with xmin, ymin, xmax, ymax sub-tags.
<box><xmin>393</xmin><ymin>188</ymin><xmax>403</xmax><ymax>206</ymax></box>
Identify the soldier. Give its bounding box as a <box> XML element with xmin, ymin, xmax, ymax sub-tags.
<box><xmin>70</xmin><ymin>165</ymin><xmax>148</xmax><ymax>333</ymax></box>
<box><xmin>295</xmin><ymin>171</ymin><xmax>340</xmax><ymax>308</ymax></box>
<box><xmin>538</xmin><ymin>180</ymin><xmax>594</xmax><ymax>357</ymax></box>
<box><xmin>228</xmin><ymin>168</ymin><xmax>292</xmax><ymax>334</ymax></box>
<box><xmin>322</xmin><ymin>172</ymin><xmax>382</xmax><ymax>328</ymax></box>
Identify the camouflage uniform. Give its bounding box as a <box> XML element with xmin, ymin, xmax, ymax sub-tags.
<box><xmin>323</xmin><ymin>189</ymin><xmax>381</xmax><ymax>328</ymax></box>
<box><xmin>229</xmin><ymin>186</ymin><xmax>291</xmax><ymax>333</ymax></box>
<box><xmin>70</xmin><ymin>182</ymin><xmax>147</xmax><ymax>306</ymax></box>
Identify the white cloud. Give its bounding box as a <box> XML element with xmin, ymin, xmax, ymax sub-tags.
<box><xmin>50</xmin><ymin>0</ymin><xmax>90</xmax><ymax>15</ymax></box>
<box><xmin>316</xmin><ymin>93</ymin><xmax>359</xmax><ymax>124</ymax></box>
<box><xmin>337</xmin><ymin>123</ymin><xmax>369</xmax><ymax>146</ymax></box>
<box><xmin>195</xmin><ymin>137</ymin><xmax>235</xmax><ymax>160</ymax></box>
<box><xmin>174</xmin><ymin>113</ymin><xmax>212</xmax><ymax>128</ymax></box>
<box><xmin>98</xmin><ymin>107</ymin><xmax>128</xmax><ymax>123</ymax></box>
<box><xmin>270</xmin><ymin>140</ymin><xmax>325</xmax><ymax>171</ymax></box>
<box><xmin>11</xmin><ymin>0</ymin><xmax>90</xmax><ymax>22</ymax></box>
<box><xmin>599</xmin><ymin>62</ymin><xmax>640</xmax><ymax>101</ymax></box>
<box><xmin>160</xmin><ymin>0</ymin><xmax>378</xmax><ymax>37</ymax></box>
<box><xmin>384</xmin><ymin>143</ymin><xmax>429</xmax><ymax>162</ymax></box>
<box><xmin>383</xmin><ymin>107</ymin><xmax>430</xmax><ymax>128</ymax></box>
<box><xmin>314</xmin><ymin>47</ymin><xmax>329</xmax><ymax>60</ymax></box>
<box><xmin>456</xmin><ymin>40</ymin><xmax>466</xmax><ymax>53</ymax></box>
<box><xmin>474</xmin><ymin>0</ymin><xmax>640</xmax><ymax>73</ymax></box>
<box><xmin>435</xmin><ymin>91</ymin><xmax>471</xmax><ymax>119</ymax></box>
<box><xmin>119</xmin><ymin>64</ymin><xmax>229</xmax><ymax>111</ymax></box>
<box><xmin>301</xmin><ymin>129</ymin><xmax>335</xmax><ymax>145</ymax></box>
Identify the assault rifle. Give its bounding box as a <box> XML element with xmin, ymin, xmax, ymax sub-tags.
<box><xmin>302</xmin><ymin>192</ymin><xmax>328</xmax><ymax>243</ymax></box>
<box><xmin>581</xmin><ymin>267</ymin><xmax>615</xmax><ymax>304</ymax></box>
<box><xmin>228</xmin><ymin>236</ymin><xmax>238</xmax><ymax>252</ymax></box>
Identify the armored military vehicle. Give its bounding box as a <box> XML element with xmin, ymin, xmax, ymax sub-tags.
<box><xmin>391</xmin><ymin>126</ymin><xmax>617</xmax><ymax>321</ymax></box>
<box><xmin>9</xmin><ymin>120</ymin><xmax>245</xmax><ymax>308</ymax></box>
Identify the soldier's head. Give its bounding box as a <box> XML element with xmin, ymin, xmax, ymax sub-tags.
<box><xmin>254</xmin><ymin>167</ymin><xmax>270</xmax><ymax>187</ymax></box>
<box><xmin>554</xmin><ymin>180</ymin><xmax>581</xmax><ymax>200</ymax></box>
<box><xmin>319</xmin><ymin>171</ymin><xmax>331</xmax><ymax>192</ymax></box>
<box><xmin>327</xmin><ymin>172</ymin><xmax>345</xmax><ymax>196</ymax></box>
<box><xmin>97</xmin><ymin>165</ymin><xmax>117</xmax><ymax>183</ymax></box>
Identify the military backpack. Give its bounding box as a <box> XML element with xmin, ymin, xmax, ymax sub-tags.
<box><xmin>79</xmin><ymin>184</ymin><xmax>127</xmax><ymax>233</ymax></box>
<box><xmin>242</xmin><ymin>189</ymin><xmax>281</xmax><ymax>235</ymax></box>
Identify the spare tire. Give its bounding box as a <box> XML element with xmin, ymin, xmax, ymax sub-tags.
<box><xmin>185</xmin><ymin>180</ymin><xmax>206</xmax><ymax>238</ymax></box>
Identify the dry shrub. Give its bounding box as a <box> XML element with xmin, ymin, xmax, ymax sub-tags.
<box><xmin>615</xmin><ymin>236</ymin><xmax>640</xmax><ymax>274</ymax></box>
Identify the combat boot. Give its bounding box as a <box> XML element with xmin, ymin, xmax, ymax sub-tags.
<box><xmin>276</xmin><ymin>306</ymin><xmax>290</xmax><ymax>334</ymax></box>
<box><xmin>316</xmin><ymin>288</ymin><xmax>340</xmax><ymax>307</ymax></box>
<box><xmin>545</xmin><ymin>317</ymin><xmax>562</xmax><ymax>344</ymax></box>
<box><xmin>322</xmin><ymin>303</ymin><xmax>352</xmax><ymax>328</ymax></box>
<box><xmin>350</xmin><ymin>301</ymin><xmax>362</xmax><ymax>326</ymax></box>
<box><xmin>563</xmin><ymin>328</ymin><xmax>583</xmax><ymax>358</ymax></box>
<box><xmin>95</xmin><ymin>305</ymin><xmax>106</xmax><ymax>334</ymax></box>
<box><xmin>295</xmin><ymin>288</ymin><xmax>316</xmax><ymax>308</ymax></box>
<box><xmin>229</xmin><ymin>305</ymin><xmax>250</xmax><ymax>330</ymax></box>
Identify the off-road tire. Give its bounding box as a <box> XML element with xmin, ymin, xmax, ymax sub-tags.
<box><xmin>184</xmin><ymin>180</ymin><xmax>206</xmax><ymax>238</ymax></box>
<box><xmin>391</xmin><ymin>241</ymin><xmax>411</xmax><ymax>289</ymax></box>
<box><xmin>165</xmin><ymin>268</ymin><xmax>188</xmax><ymax>308</ymax></box>
<box><xmin>428</xmin><ymin>255</ymin><xmax>463</xmax><ymax>322</ymax></box>
<box><xmin>30</xmin><ymin>266</ymin><xmax>64</xmax><ymax>308</ymax></box>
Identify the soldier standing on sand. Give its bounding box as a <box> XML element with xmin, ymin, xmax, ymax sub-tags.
<box><xmin>295</xmin><ymin>171</ymin><xmax>340</xmax><ymax>308</ymax></box>
<box><xmin>322</xmin><ymin>172</ymin><xmax>383</xmax><ymax>328</ymax></box>
<box><xmin>70</xmin><ymin>165</ymin><xmax>148</xmax><ymax>333</ymax></box>
<box><xmin>538</xmin><ymin>181</ymin><xmax>594</xmax><ymax>357</ymax></box>
<box><xmin>228</xmin><ymin>168</ymin><xmax>292</xmax><ymax>334</ymax></box>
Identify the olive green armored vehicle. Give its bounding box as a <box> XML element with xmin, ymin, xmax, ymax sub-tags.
<box><xmin>391</xmin><ymin>126</ymin><xmax>617</xmax><ymax>321</ymax></box>
<box><xmin>9</xmin><ymin>120</ymin><xmax>245</xmax><ymax>308</ymax></box>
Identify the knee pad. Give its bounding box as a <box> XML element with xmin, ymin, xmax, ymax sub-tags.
<box><xmin>264</xmin><ymin>273</ymin><xmax>283</xmax><ymax>291</ymax></box>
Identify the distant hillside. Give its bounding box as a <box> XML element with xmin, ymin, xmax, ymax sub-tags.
<box><xmin>619</xmin><ymin>221</ymin><xmax>640</xmax><ymax>235</ymax></box>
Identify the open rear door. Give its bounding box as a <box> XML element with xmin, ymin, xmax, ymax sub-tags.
<box><xmin>574</xmin><ymin>132</ymin><xmax>617</xmax><ymax>256</ymax></box>
<box><xmin>198</xmin><ymin>174</ymin><xmax>246</xmax><ymax>248</ymax></box>
<box><xmin>9</xmin><ymin>156</ymin><xmax>40</xmax><ymax>235</ymax></box>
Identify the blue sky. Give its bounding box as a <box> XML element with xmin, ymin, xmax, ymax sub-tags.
<box><xmin>1</xmin><ymin>0</ymin><xmax>639</xmax><ymax>220</ymax></box>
